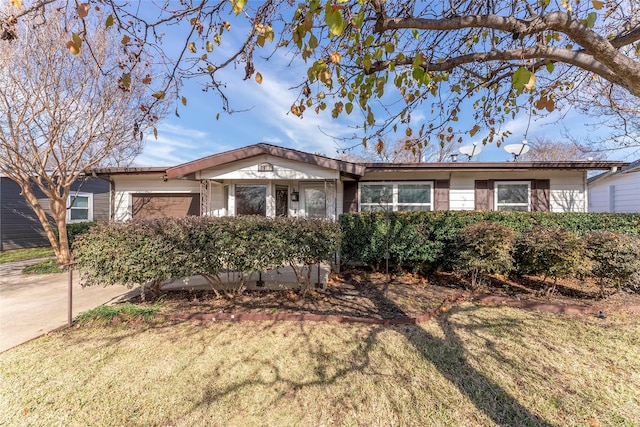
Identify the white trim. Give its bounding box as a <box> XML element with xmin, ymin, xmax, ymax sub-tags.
<box><xmin>67</xmin><ymin>192</ymin><xmax>93</xmax><ymax>223</ymax></box>
<box><xmin>495</xmin><ymin>181</ymin><xmax>530</xmax><ymax>211</ymax></box>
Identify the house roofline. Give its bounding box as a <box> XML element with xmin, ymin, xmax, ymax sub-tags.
<box><xmin>587</xmin><ymin>158</ymin><xmax>640</xmax><ymax>185</ymax></box>
<box><xmin>89</xmin><ymin>167</ymin><xmax>167</xmax><ymax>176</ymax></box>
<box><xmin>165</xmin><ymin>143</ymin><xmax>366</xmax><ymax>179</ymax></box>
<box><xmin>363</xmin><ymin>161</ymin><xmax>629</xmax><ymax>173</ymax></box>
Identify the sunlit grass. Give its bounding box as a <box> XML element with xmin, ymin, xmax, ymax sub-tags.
<box><xmin>74</xmin><ymin>303</ymin><xmax>164</xmax><ymax>325</ymax></box>
<box><xmin>21</xmin><ymin>259</ymin><xmax>64</xmax><ymax>274</ymax></box>
<box><xmin>0</xmin><ymin>247</ymin><xmax>54</xmax><ymax>264</ymax></box>
<box><xmin>0</xmin><ymin>304</ymin><xmax>638</xmax><ymax>427</ymax></box>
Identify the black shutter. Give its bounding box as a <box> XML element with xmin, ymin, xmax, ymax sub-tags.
<box><xmin>343</xmin><ymin>181</ymin><xmax>359</xmax><ymax>213</ymax></box>
<box><xmin>434</xmin><ymin>180</ymin><xmax>450</xmax><ymax>210</ymax></box>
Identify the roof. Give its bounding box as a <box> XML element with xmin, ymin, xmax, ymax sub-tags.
<box><xmin>364</xmin><ymin>160</ymin><xmax>628</xmax><ymax>172</ymax></box>
<box><xmin>165</xmin><ymin>143</ymin><xmax>366</xmax><ymax>179</ymax></box>
<box><xmin>90</xmin><ymin>143</ymin><xmax>630</xmax><ymax>178</ymax></box>
<box><xmin>89</xmin><ymin>167</ymin><xmax>168</xmax><ymax>176</ymax></box>
<box><xmin>587</xmin><ymin>159</ymin><xmax>640</xmax><ymax>185</ymax></box>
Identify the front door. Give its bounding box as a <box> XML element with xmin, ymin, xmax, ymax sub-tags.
<box><xmin>275</xmin><ymin>185</ymin><xmax>289</xmax><ymax>217</ymax></box>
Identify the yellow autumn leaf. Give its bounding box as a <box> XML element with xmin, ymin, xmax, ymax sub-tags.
<box><xmin>231</xmin><ymin>0</ymin><xmax>247</xmax><ymax>15</ymax></box>
<box><xmin>524</xmin><ymin>73</ymin><xmax>536</xmax><ymax>90</ymax></box>
<box><xmin>152</xmin><ymin>90</ymin><xmax>166</xmax><ymax>100</ymax></box>
<box><xmin>66</xmin><ymin>41</ymin><xmax>80</xmax><ymax>55</ymax></box>
<box><xmin>470</xmin><ymin>124</ymin><xmax>481</xmax><ymax>137</ymax></box>
<box><xmin>9</xmin><ymin>0</ymin><xmax>22</xmax><ymax>9</ymax></box>
<box><xmin>181</xmin><ymin>96</ymin><xmax>187</xmax><ymax>106</ymax></box>
<box><xmin>255</xmin><ymin>72</ymin><xmax>263</xmax><ymax>84</ymax></box>
<box><xmin>77</xmin><ymin>3</ymin><xmax>90</xmax><ymax>18</ymax></box>
<box><xmin>188</xmin><ymin>42</ymin><xmax>197</xmax><ymax>53</ymax></box>
<box><xmin>592</xmin><ymin>0</ymin><xmax>604</xmax><ymax>10</ymax></box>
<box><xmin>72</xmin><ymin>32</ymin><xmax>83</xmax><ymax>48</ymax></box>
<box><xmin>120</xmin><ymin>73</ymin><xmax>131</xmax><ymax>88</ymax></box>
<box><xmin>329</xmin><ymin>51</ymin><xmax>341</xmax><ymax>64</ymax></box>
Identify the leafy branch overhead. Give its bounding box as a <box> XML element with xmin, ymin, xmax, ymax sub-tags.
<box><xmin>3</xmin><ymin>0</ymin><xmax>640</xmax><ymax>151</ymax></box>
<box><xmin>287</xmin><ymin>0</ymin><xmax>640</xmax><ymax>149</ymax></box>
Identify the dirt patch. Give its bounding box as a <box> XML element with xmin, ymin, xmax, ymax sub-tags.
<box><xmin>132</xmin><ymin>268</ymin><xmax>640</xmax><ymax>319</ymax></box>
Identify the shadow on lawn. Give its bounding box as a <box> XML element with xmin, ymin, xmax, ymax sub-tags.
<box><xmin>185</xmin><ymin>278</ymin><xmax>555</xmax><ymax>426</ymax></box>
<box><xmin>366</xmin><ymin>281</ymin><xmax>555</xmax><ymax>427</ymax></box>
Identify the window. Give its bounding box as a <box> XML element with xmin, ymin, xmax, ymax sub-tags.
<box><xmin>495</xmin><ymin>182</ymin><xmax>530</xmax><ymax>211</ymax></box>
<box><xmin>360</xmin><ymin>184</ymin><xmax>393</xmax><ymax>211</ymax></box>
<box><xmin>67</xmin><ymin>192</ymin><xmax>93</xmax><ymax>223</ymax></box>
<box><xmin>360</xmin><ymin>182</ymin><xmax>432</xmax><ymax>212</ymax></box>
<box><xmin>304</xmin><ymin>187</ymin><xmax>326</xmax><ymax>218</ymax></box>
<box><xmin>235</xmin><ymin>185</ymin><xmax>266</xmax><ymax>216</ymax></box>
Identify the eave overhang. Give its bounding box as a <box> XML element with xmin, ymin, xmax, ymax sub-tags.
<box><xmin>165</xmin><ymin>143</ymin><xmax>365</xmax><ymax>179</ymax></box>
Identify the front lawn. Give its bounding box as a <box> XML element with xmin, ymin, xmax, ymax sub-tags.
<box><xmin>1</xmin><ymin>304</ymin><xmax>638</xmax><ymax>426</ymax></box>
<box><xmin>0</xmin><ymin>247</ymin><xmax>54</xmax><ymax>264</ymax></box>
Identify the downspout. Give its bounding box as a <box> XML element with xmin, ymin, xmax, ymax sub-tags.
<box><xmin>334</xmin><ymin>178</ymin><xmax>338</xmax><ymax>220</ymax></box>
<box><xmin>583</xmin><ymin>171</ymin><xmax>588</xmax><ymax>213</ymax></box>
<box><xmin>324</xmin><ymin>179</ymin><xmax>327</xmax><ymax>219</ymax></box>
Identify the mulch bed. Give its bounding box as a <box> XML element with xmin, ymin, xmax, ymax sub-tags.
<box><xmin>136</xmin><ymin>268</ymin><xmax>640</xmax><ymax>321</ymax></box>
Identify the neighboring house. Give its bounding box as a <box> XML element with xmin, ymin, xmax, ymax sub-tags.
<box><xmin>0</xmin><ymin>175</ymin><xmax>110</xmax><ymax>251</ymax></box>
<box><xmin>91</xmin><ymin>143</ymin><xmax>628</xmax><ymax>221</ymax></box>
<box><xmin>588</xmin><ymin>160</ymin><xmax>640</xmax><ymax>212</ymax></box>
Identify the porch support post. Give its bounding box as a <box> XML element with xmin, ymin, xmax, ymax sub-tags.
<box><xmin>200</xmin><ymin>179</ymin><xmax>210</xmax><ymax>216</ymax></box>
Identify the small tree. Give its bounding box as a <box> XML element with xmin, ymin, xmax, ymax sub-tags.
<box><xmin>585</xmin><ymin>231</ymin><xmax>640</xmax><ymax>295</ymax></box>
<box><xmin>455</xmin><ymin>221</ymin><xmax>516</xmax><ymax>289</ymax></box>
<box><xmin>516</xmin><ymin>226</ymin><xmax>589</xmax><ymax>294</ymax></box>
<box><xmin>0</xmin><ymin>4</ymin><xmax>160</xmax><ymax>264</ymax></box>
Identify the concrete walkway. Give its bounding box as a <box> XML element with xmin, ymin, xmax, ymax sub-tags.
<box><xmin>0</xmin><ymin>259</ymin><xmax>136</xmax><ymax>353</ymax></box>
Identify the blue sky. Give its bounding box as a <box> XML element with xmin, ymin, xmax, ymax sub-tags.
<box><xmin>132</xmin><ymin>7</ymin><xmax>634</xmax><ymax>167</ymax></box>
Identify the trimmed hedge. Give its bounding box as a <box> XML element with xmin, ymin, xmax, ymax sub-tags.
<box><xmin>73</xmin><ymin>216</ymin><xmax>340</xmax><ymax>298</ymax></box>
<box><xmin>455</xmin><ymin>221</ymin><xmax>516</xmax><ymax>288</ymax></box>
<box><xmin>339</xmin><ymin>211</ymin><xmax>640</xmax><ymax>270</ymax></box>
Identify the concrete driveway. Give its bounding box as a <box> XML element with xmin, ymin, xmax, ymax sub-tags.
<box><xmin>0</xmin><ymin>259</ymin><xmax>136</xmax><ymax>353</ymax></box>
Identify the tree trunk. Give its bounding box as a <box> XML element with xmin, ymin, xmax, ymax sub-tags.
<box><xmin>18</xmin><ymin>184</ymin><xmax>63</xmax><ymax>260</ymax></box>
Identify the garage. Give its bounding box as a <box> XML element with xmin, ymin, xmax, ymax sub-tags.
<box><xmin>132</xmin><ymin>193</ymin><xmax>200</xmax><ymax>219</ymax></box>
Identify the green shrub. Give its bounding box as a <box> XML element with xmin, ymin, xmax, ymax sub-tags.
<box><xmin>339</xmin><ymin>211</ymin><xmax>640</xmax><ymax>271</ymax></box>
<box><xmin>455</xmin><ymin>221</ymin><xmax>516</xmax><ymax>288</ymax></box>
<box><xmin>585</xmin><ymin>231</ymin><xmax>640</xmax><ymax>294</ymax></box>
<box><xmin>54</xmin><ymin>221</ymin><xmax>98</xmax><ymax>249</ymax></box>
<box><xmin>73</xmin><ymin>216</ymin><xmax>341</xmax><ymax>297</ymax></box>
<box><xmin>516</xmin><ymin>226</ymin><xmax>590</xmax><ymax>292</ymax></box>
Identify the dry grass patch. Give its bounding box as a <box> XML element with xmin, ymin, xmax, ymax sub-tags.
<box><xmin>1</xmin><ymin>304</ymin><xmax>639</xmax><ymax>427</ymax></box>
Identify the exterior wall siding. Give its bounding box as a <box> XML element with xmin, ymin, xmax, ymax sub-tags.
<box><xmin>0</xmin><ymin>177</ymin><xmax>51</xmax><ymax>250</ymax></box>
<box><xmin>197</xmin><ymin>155</ymin><xmax>341</xmax><ymax>181</ymax></box>
<box><xmin>550</xmin><ymin>177</ymin><xmax>586</xmax><ymax>213</ymax></box>
<box><xmin>589</xmin><ymin>171</ymin><xmax>640</xmax><ymax>212</ymax></box>
<box><xmin>0</xmin><ymin>176</ymin><xmax>109</xmax><ymax>251</ymax></box>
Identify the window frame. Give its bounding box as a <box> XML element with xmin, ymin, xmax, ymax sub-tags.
<box><xmin>359</xmin><ymin>181</ymin><xmax>433</xmax><ymax>212</ymax></box>
<box><xmin>494</xmin><ymin>181</ymin><xmax>531</xmax><ymax>212</ymax></box>
<box><xmin>67</xmin><ymin>192</ymin><xmax>93</xmax><ymax>223</ymax></box>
